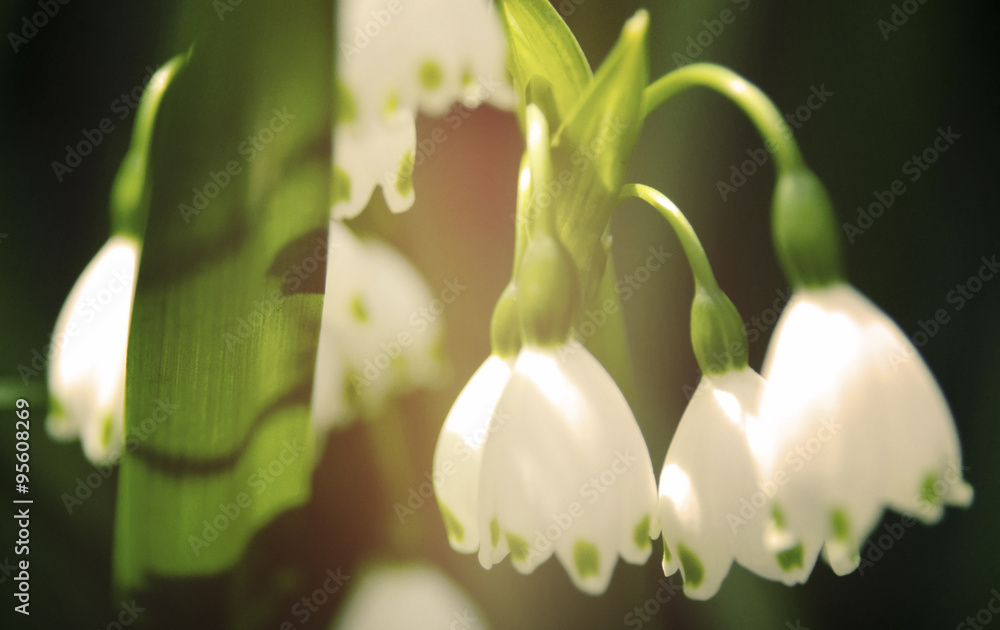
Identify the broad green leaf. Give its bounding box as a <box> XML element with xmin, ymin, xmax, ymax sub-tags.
<box><xmin>113</xmin><ymin>0</ymin><xmax>331</xmax><ymax>596</ymax></box>
<box><xmin>495</xmin><ymin>0</ymin><xmax>592</xmax><ymax>127</ymax></box>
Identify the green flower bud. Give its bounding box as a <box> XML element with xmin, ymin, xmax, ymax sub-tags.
<box><xmin>490</xmin><ymin>282</ymin><xmax>522</xmax><ymax>359</ymax></box>
<box><xmin>771</xmin><ymin>168</ymin><xmax>845</xmax><ymax>289</ymax></box>
<box><xmin>518</xmin><ymin>234</ymin><xmax>579</xmax><ymax>347</ymax></box>
<box><xmin>690</xmin><ymin>285</ymin><xmax>749</xmax><ymax>376</ymax></box>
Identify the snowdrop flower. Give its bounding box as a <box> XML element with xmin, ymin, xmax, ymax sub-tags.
<box><xmin>311</xmin><ymin>220</ymin><xmax>445</xmax><ymax>431</ymax></box>
<box><xmin>474</xmin><ymin>343</ymin><xmax>659</xmax><ymax>595</ymax></box>
<box><xmin>46</xmin><ymin>236</ymin><xmax>140</xmax><ymax>465</ymax></box>
<box><xmin>330</xmin><ymin>562</ymin><xmax>491</xmax><ymax>630</ymax></box>
<box><xmin>433</xmin><ymin>353</ymin><xmax>514</xmax><ymax>553</ymax></box>
<box><xmin>334</xmin><ymin>0</ymin><xmax>515</xmax><ymax>219</ymax></box>
<box><xmin>756</xmin><ymin>283</ymin><xmax>973</xmax><ymax>576</ymax></box>
<box><xmin>659</xmin><ymin>367</ymin><xmax>810</xmax><ymax>599</ymax></box>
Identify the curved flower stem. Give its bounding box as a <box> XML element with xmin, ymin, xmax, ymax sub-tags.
<box><xmin>620</xmin><ymin>183</ymin><xmax>719</xmax><ymax>292</ymax></box>
<box><xmin>524</xmin><ymin>103</ymin><xmax>557</xmax><ymax>239</ymax></box>
<box><xmin>642</xmin><ymin>63</ymin><xmax>804</xmax><ymax>175</ymax></box>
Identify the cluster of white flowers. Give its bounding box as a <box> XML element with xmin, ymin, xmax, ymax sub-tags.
<box><xmin>434</xmin><ymin>282</ymin><xmax>972</xmax><ymax>598</ymax></box>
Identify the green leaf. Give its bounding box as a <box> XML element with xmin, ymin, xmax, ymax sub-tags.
<box><xmin>495</xmin><ymin>0</ymin><xmax>592</xmax><ymax>127</ymax></box>
<box><xmin>113</xmin><ymin>1</ymin><xmax>331</xmax><ymax>594</ymax></box>
<box><xmin>551</xmin><ymin>10</ymin><xmax>649</xmax><ymax>296</ymax></box>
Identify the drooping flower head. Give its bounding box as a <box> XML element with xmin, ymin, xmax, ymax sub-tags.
<box><xmin>334</xmin><ymin>0</ymin><xmax>514</xmax><ymax>219</ymax></box>
<box><xmin>756</xmin><ymin>283</ymin><xmax>973</xmax><ymax>575</ymax></box>
<box><xmin>311</xmin><ymin>220</ymin><xmax>445</xmax><ymax>431</ymax></box>
<box><xmin>47</xmin><ymin>236</ymin><xmax>140</xmax><ymax>465</ymax></box>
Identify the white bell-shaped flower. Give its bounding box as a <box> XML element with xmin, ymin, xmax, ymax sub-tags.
<box><xmin>756</xmin><ymin>283</ymin><xmax>973</xmax><ymax>575</ymax></box>
<box><xmin>330</xmin><ymin>561</ymin><xmax>491</xmax><ymax>630</ymax></box>
<box><xmin>474</xmin><ymin>342</ymin><xmax>659</xmax><ymax>595</ymax></box>
<box><xmin>658</xmin><ymin>368</ymin><xmax>813</xmax><ymax>599</ymax></box>
<box><xmin>334</xmin><ymin>0</ymin><xmax>515</xmax><ymax>219</ymax></box>
<box><xmin>46</xmin><ymin>235</ymin><xmax>139</xmax><ymax>465</ymax></box>
<box><xmin>433</xmin><ymin>354</ymin><xmax>514</xmax><ymax>553</ymax></box>
<box><xmin>311</xmin><ymin>221</ymin><xmax>445</xmax><ymax>431</ymax></box>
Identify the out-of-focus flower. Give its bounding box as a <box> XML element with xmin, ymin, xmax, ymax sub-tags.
<box><xmin>334</xmin><ymin>0</ymin><xmax>515</xmax><ymax>219</ymax></box>
<box><xmin>329</xmin><ymin>562</ymin><xmax>491</xmax><ymax>630</ymax></box>
<box><xmin>46</xmin><ymin>236</ymin><xmax>140</xmax><ymax>465</ymax></box>
<box><xmin>311</xmin><ymin>221</ymin><xmax>445</xmax><ymax>431</ymax></box>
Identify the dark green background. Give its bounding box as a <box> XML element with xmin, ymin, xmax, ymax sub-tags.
<box><xmin>1</xmin><ymin>1</ymin><xmax>997</xmax><ymax>628</ymax></box>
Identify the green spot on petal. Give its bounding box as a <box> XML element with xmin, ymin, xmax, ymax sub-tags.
<box><xmin>350</xmin><ymin>294</ymin><xmax>369</xmax><ymax>323</ymax></box>
<box><xmin>772</xmin><ymin>504</ymin><xmax>786</xmax><ymax>529</ymax></box>
<box><xmin>633</xmin><ymin>515</ymin><xmax>651</xmax><ymax>550</ymax></box>
<box><xmin>662</xmin><ymin>541</ymin><xmax>672</xmax><ymax>563</ymax></box>
<box><xmin>419</xmin><ymin>60</ymin><xmax>443</xmax><ymax>90</ymax></box>
<box><xmin>332</xmin><ymin>167</ymin><xmax>351</xmax><ymax>205</ymax></box>
<box><xmin>336</xmin><ymin>79</ymin><xmax>356</xmax><ymax>124</ymax></box>
<box><xmin>438</xmin><ymin>503</ymin><xmax>464</xmax><ymax>543</ymax></box>
<box><xmin>383</xmin><ymin>91</ymin><xmax>399</xmax><ymax>117</ymax></box>
<box><xmin>395</xmin><ymin>151</ymin><xmax>414</xmax><ymax>197</ymax></box>
<box><xmin>776</xmin><ymin>544</ymin><xmax>804</xmax><ymax>572</ymax></box>
<box><xmin>490</xmin><ymin>518</ymin><xmax>500</xmax><ymax>548</ymax></box>
<box><xmin>677</xmin><ymin>543</ymin><xmax>704</xmax><ymax>588</ymax></box>
<box><xmin>507</xmin><ymin>533</ymin><xmax>529</xmax><ymax>562</ymax></box>
<box><xmin>101</xmin><ymin>414</ymin><xmax>113</xmax><ymax>448</ymax></box>
<box><xmin>921</xmin><ymin>473</ymin><xmax>940</xmax><ymax>504</ymax></box>
<box><xmin>573</xmin><ymin>540</ymin><xmax>599</xmax><ymax>578</ymax></box>
<box><xmin>831</xmin><ymin>508</ymin><xmax>850</xmax><ymax>541</ymax></box>
<box><xmin>461</xmin><ymin>68</ymin><xmax>474</xmax><ymax>87</ymax></box>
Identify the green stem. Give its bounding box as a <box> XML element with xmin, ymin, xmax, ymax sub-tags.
<box><xmin>524</xmin><ymin>103</ymin><xmax>557</xmax><ymax>239</ymax></box>
<box><xmin>643</xmin><ymin>63</ymin><xmax>804</xmax><ymax>174</ymax></box>
<box><xmin>365</xmin><ymin>402</ymin><xmax>420</xmax><ymax>554</ymax></box>
<box><xmin>620</xmin><ymin>183</ymin><xmax>719</xmax><ymax>292</ymax></box>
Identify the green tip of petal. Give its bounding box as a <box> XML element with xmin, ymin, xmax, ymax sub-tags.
<box><xmin>490</xmin><ymin>518</ymin><xmax>500</xmax><ymax>548</ymax></box>
<box><xmin>921</xmin><ymin>472</ymin><xmax>941</xmax><ymax>504</ymax></box>
<box><xmin>507</xmin><ymin>533</ymin><xmax>529</xmax><ymax>562</ymax></box>
<box><xmin>776</xmin><ymin>544</ymin><xmax>805</xmax><ymax>572</ymax></box>
<box><xmin>633</xmin><ymin>515</ymin><xmax>651</xmax><ymax>550</ymax></box>
<box><xmin>438</xmin><ymin>503</ymin><xmax>464</xmax><ymax>543</ymax></box>
<box><xmin>336</xmin><ymin>79</ymin><xmax>356</xmax><ymax>124</ymax></box>
<box><xmin>831</xmin><ymin>508</ymin><xmax>850</xmax><ymax>541</ymax></box>
<box><xmin>772</xmin><ymin>504</ymin><xmax>787</xmax><ymax>530</ymax></box>
<box><xmin>662</xmin><ymin>541</ymin><xmax>672</xmax><ymax>563</ymax></box>
<box><xmin>101</xmin><ymin>414</ymin><xmax>114</xmax><ymax>448</ymax></box>
<box><xmin>332</xmin><ymin>167</ymin><xmax>351</xmax><ymax>205</ymax></box>
<box><xmin>395</xmin><ymin>151</ymin><xmax>415</xmax><ymax>197</ymax></box>
<box><xmin>419</xmin><ymin>60</ymin><xmax>443</xmax><ymax>90</ymax></box>
<box><xmin>677</xmin><ymin>543</ymin><xmax>704</xmax><ymax>588</ymax></box>
<box><xmin>350</xmin><ymin>294</ymin><xmax>369</xmax><ymax>323</ymax></box>
<box><xmin>573</xmin><ymin>540</ymin><xmax>600</xmax><ymax>578</ymax></box>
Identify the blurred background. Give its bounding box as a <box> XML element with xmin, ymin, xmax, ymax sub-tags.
<box><xmin>1</xmin><ymin>0</ymin><xmax>997</xmax><ymax>628</ymax></box>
